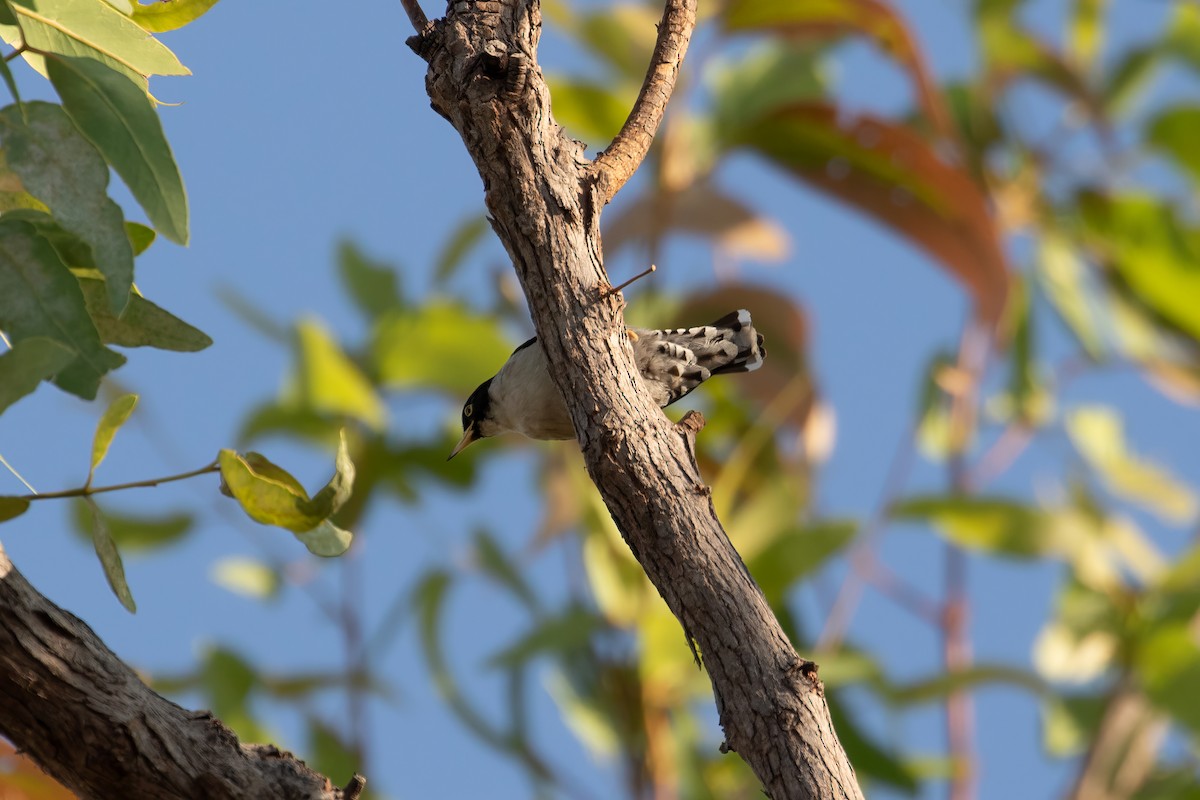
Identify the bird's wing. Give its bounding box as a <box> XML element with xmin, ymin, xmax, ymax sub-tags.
<box><xmin>632</xmin><ymin>309</ymin><xmax>765</xmax><ymax>407</ymax></box>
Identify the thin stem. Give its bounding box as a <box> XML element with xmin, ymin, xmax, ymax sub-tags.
<box><xmin>17</xmin><ymin>460</ymin><xmax>220</xmax><ymax>501</ymax></box>
<box><xmin>586</xmin><ymin>0</ymin><xmax>697</xmax><ymax>206</ymax></box>
<box><xmin>399</xmin><ymin>0</ymin><xmax>429</xmax><ymax>35</ymax></box>
<box><xmin>0</xmin><ymin>452</ymin><xmax>36</xmax><ymax>494</ymax></box>
<box><xmin>4</xmin><ymin>44</ymin><xmax>26</xmax><ymax>63</ymax></box>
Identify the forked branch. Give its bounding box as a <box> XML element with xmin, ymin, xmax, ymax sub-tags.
<box><xmin>587</xmin><ymin>0</ymin><xmax>697</xmax><ymax>206</ymax></box>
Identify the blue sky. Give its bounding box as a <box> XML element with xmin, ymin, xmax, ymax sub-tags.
<box><xmin>2</xmin><ymin>1</ymin><xmax>1198</xmax><ymax>798</ymax></box>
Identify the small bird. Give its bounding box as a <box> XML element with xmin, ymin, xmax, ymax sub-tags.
<box><xmin>450</xmin><ymin>309</ymin><xmax>765</xmax><ymax>458</ymax></box>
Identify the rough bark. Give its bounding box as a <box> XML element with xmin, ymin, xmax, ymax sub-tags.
<box><xmin>407</xmin><ymin>1</ymin><xmax>864</xmax><ymax>797</ymax></box>
<box><xmin>0</xmin><ymin>544</ymin><xmax>358</xmax><ymax>800</ymax></box>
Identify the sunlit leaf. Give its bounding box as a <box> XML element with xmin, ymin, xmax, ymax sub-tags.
<box><xmin>48</xmin><ymin>54</ymin><xmax>188</xmax><ymax>244</ymax></box>
<box><xmin>4</xmin><ymin>0</ymin><xmax>188</xmax><ymax>82</ymax></box>
<box><xmin>297</xmin><ymin>429</ymin><xmax>355</xmax><ymax>521</ymax></box>
<box><xmin>604</xmin><ymin>181</ymin><xmax>790</xmax><ymax>265</ymax></box>
<box><xmin>1037</xmin><ymin>235</ymin><xmax>1105</xmax><ymax>360</ymax></box>
<box><xmin>210</xmin><ymin>556</ymin><xmax>281</xmax><ymax>599</ymax></box>
<box><xmin>337</xmin><ymin>240</ymin><xmax>401</xmax><ymax>319</ymax></box>
<box><xmin>727</xmin><ymin>104</ymin><xmax>1009</xmax><ymax>324</ymax></box>
<box><xmin>1041</xmin><ymin>694</ymin><xmax>1106</xmax><ymax>757</ymax></box>
<box><xmin>569</xmin><ymin>3</ymin><xmax>660</xmax><ymax>80</ymax></box>
<box><xmin>77</xmin><ymin>276</ymin><xmax>212</xmax><ymax>352</ymax></box>
<box><xmin>1080</xmin><ymin>193</ymin><xmax>1200</xmax><ymax>346</ymax></box>
<box><xmin>888</xmin><ymin>664</ymin><xmax>1047</xmax><ymax>705</ymax></box>
<box><xmin>0</xmin><ymin>218</ymin><xmax>126</xmax><ymax>398</ymax></box>
<box><xmin>70</xmin><ymin>498</ymin><xmax>191</xmax><ymax>552</ymax></box>
<box><xmin>1136</xmin><ymin>623</ymin><xmax>1200</xmax><ymax>736</ymax></box>
<box><xmin>894</xmin><ymin>496</ymin><xmax>1049</xmax><ymax>558</ymax></box>
<box><xmin>0</xmin><ymin>336</ymin><xmax>76</xmax><ymax>414</ymax></box>
<box><xmin>545</xmin><ymin>667</ymin><xmax>621</xmax><ymax>758</ymax></box>
<box><xmin>546</xmin><ymin>76</ymin><xmax>634</xmax><ymax>145</ymax></box>
<box><xmin>748</xmin><ymin>520</ymin><xmax>855</xmax><ymax>603</ymax></box>
<box><xmin>371</xmin><ymin>302</ymin><xmax>514</xmax><ymax>395</ymax></box>
<box><xmin>1066</xmin><ymin>405</ymin><xmax>1197</xmax><ymax>525</ymax></box>
<box><xmin>83</xmin><ymin>496</ymin><xmax>136</xmax><ymax>612</ymax></box>
<box><xmin>126</xmin><ymin>220</ymin><xmax>155</xmax><ymax>254</ymax></box>
<box><xmin>218</xmin><ymin>450</ymin><xmax>312</xmax><ymax>530</ymax></box>
<box><xmin>88</xmin><ymin>392</ymin><xmax>136</xmax><ymax>483</ymax></box>
<box><xmin>706</xmin><ymin>41</ymin><xmax>825</xmax><ymax>143</ymax></box>
<box><xmin>722</xmin><ymin>0</ymin><xmax>949</xmax><ymax>135</ymax></box>
<box><xmin>130</xmin><ymin>0</ymin><xmax>220</xmax><ymax>32</ymax></box>
<box><xmin>1067</xmin><ymin>0</ymin><xmax>1107</xmax><ymax>71</ymax></box>
<box><xmin>0</xmin><ymin>496</ymin><xmax>30</xmax><ymax>522</ymax></box>
<box><xmin>1033</xmin><ymin>623</ymin><xmax>1117</xmax><ymax>684</ymax></box>
<box><xmin>1147</xmin><ymin>105</ymin><xmax>1200</xmax><ymax>185</ymax></box>
<box><xmin>0</xmin><ymin>102</ymin><xmax>134</xmax><ymax>311</ymax></box>
<box><xmin>292</xmin><ymin>319</ymin><xmax>386</xmax><ymax>431</ymax></box>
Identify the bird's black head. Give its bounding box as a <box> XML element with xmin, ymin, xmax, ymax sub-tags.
<box><xmin>449</xmin><ymin>378</ymin><xmax>494</xmax><ymax>459</ymax></box>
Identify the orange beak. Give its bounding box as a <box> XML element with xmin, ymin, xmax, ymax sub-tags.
<box><xmin>448</xmin><ymin>428</ymin><xmax>478</xmax><ymax>460</ymax></box>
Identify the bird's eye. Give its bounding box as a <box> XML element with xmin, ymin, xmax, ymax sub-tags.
<box><xmin>464</xmin><ymin>403</ymin><xmax>474</xmax><ymax>418</ymax></box>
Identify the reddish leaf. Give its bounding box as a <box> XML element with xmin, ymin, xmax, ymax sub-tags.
<box><xmin>603</xmin><ymin>181</ymin><xmax>790</xmax><ymax>264</ymax></box>
<box><xmin>731</xmin><ymin>104</ymin><xmax>1010</xmax><ymax>325</ymax></box>
<box><xmin>723</xmin><ymin>0</ymin><xmax>952</xmax><ymax>138</ymax></box>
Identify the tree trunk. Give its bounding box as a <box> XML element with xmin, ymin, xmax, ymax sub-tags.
<box><xmin>406</xmin><ymin>1</ymin><xmax>864</xmax><ymax>797</ymax></box>
<box><xmin>0</xmin><ymin>544</ymin><xmax>358</xmax><ymax>800</ymax></box>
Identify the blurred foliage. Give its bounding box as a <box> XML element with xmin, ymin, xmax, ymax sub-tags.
<box><xmin>4</xmin><ymin>0</ymin><xmax>1200</xmax><ymax>798</ymax></box>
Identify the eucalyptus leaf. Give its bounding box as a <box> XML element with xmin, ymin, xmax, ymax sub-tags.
<box><xmin>84</xmin><ymin>496</ymin><xmax>136</xmax><ymax>612</ymax></box>
<box><xmin>88</xmin><ymin>392</ymin><xmax>137</xmax><ymax>483</ymax></box>
<box><xmin>48</xmin><ymin>54</ymin><xmax>189</xmax><ymax>244</ymax></box>
<box><xmin>0</xmin><ymin>102</ymin><xmax>134</xmax><ymax>312</ymax></box>
<box><xmin>0</xmin><ymin>337</ymin><xmax>76</xmax><ymax>414</ymax></box>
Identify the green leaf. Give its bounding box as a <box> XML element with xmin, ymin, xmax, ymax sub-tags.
<box><xmin>894</xmin><ymin>496</ymin><xmax>1050</xmax><ymax>558</ymax></box>
<box><xmin>130</xmin><ymin>0</ymin><xmax>220</xmax><ymax>32</ymax></box>
<box><xmin>297</xmin><ymin>429</ymin><xmax>355</xmax><ymax>520</ymax></box>
<box><xmin>83</xmin><ymin>496</ymin><xmax>136</xmax><ymax>612</ymax></box>
<box><xmin>218</xmin><ymin>447</ymin><xmax>355</xmax><ymax>556</ymax></box>
<box><xmin>197</xmin><ymin>646</ymin><xmax>270</xmax><ymax>742</ymax></box>
<box><xmin>545</xmin><ymin>77</ymin><xmax>634</xmax><ymax>145</ymax></box>
<box><xmin>747</xmin><ymin>520</ymin><xmax>855</xmax><ymax>603</ymax></box>
<box><xmin>706</xmin><ymin>42</ymin><xmax>826</xmax><ymax>144</ymax></box>
<box><xmin>1067</xmin><ymin>0</ymin><xmax>1107</xmax><ymax>70</ymax></box>
<box><xmin>472</xmin><ymin>529</ymin><xmax>538</xmax><ymax>612</ymax></box>
<box><xmin>294</xmin><ymin>519</ymin><xmax>353</xmax><ymax>557</ymax></box>
<box><xmin>1066</xmin><ymin>405</ymin><xmax>1197</xmax><ymax>525</ymax></box>
<box><xmin>1037</xmin><ymin>235</ymin><xmax>1105</xmax><ymax>359</ymax></box>
<box><xmin>126</xmin><ymin>220</ymin><xmax>155</xmax><ymax>255</ymax></box>
<box><xmin>1147</xmin><ymin>105</ymin><xmax>1200</xmax><ymax>184</ymax></box>
<box><xmin>308</xmin><ymin>719</ymin><xmax>359</xmax><ymax>785</ymax></box>
<box><xmin>486</xmin><ymin>605</ymin><xmax>605</xmax><ymax>669</ymax></box>
<box><xmin>0</xmin><ymin>218</ymin><xmax>126</xmax><ymax>399</ymax></box>
<box><xmin>77</xmin><ymin>275</ymin><xmax>212</xmax><ymax>351</ymax></box>
<box><xmin>0</xmin><ymin>0</ymin><xmax>16</xmax><ymax>25</ymax></box>
<box><xmin>887</xmin><ymin>664</ymin><xmax>1048</xmax><ymax>705</ymax></box>
<box><xmin>218</xmin><ymin>449</ymin><xmax>314</xmax><ymax>531</ymax></box>
<box><xmin>5</xmin><ymin>0</ymin><xmax>189</xmax><ymax>80</ymax></box>
<box><xmin>293</xmin><ymin>319</ymin><xmax>386</xmax><ymax>430</ymax></box>
<box><xmin>48</xmin><ymin>54</ymin><xmax>188</xmax><ymax>244</ymax></box>
<box><xmin>371</xmin><ymin>302</ymin><xmax>514</xmax><ymax>395</ymax></box>
<box><xmin>1041</xmin><ymin>694</ymin><xmax>1106</xmax><ymax>757</ymax></box>
<box><xmin>88</xmin><ymin>392</ymin><xmax>136</xmax><ymax>483</ymax></box>
<box><xmin>727</xmin><ymin>104</ymin><xmax>1009</xmax><ymax>324</ymax></box>
<box><xmin>337</xmin><ymin>240</ymin><xmax>401</xmax><ymax>319</ymax></box>
<box><xmin>433</xmin><ymin>215</ymin><xmax>491</xmax><ymax>286</ymax></box>
<box><xmin>569</xmin><ymin>3</ymin><xmax>660</xmax><ymax>80</ymax></box>
<box><xmin>0</xmin><ymin>336</ymin><xmax>76</xmax><ymax>414</ymax></box>
<box><xmin>1136</xmin><ymin>622</ymin><xmax>1200</xmax><ymax>736</ymax></box>
<box><xmin>210</xmin><ymin>556</ymin><xmax>280</xmax><ymax>599</ymax></box>
<box><xmin>0</xmin><ymin>102</ymin><xmax>134</xmax><ymax>312</ymax></box>
<box><xmin>0</xmin><ymin>35</ymin><xmax>20</xmax><ymax>106</ymax></box>
<box><xmin>826</xmin><ymin>694</ymin><xmax>920</xmax><ymax>794</ymax></box>
<box><xmin>69</xmin><ymin>499</ymin><xmax>191</xmax><ymax>552</ymax></box>
<box><xmin>1080</xmin><ymin>193</ymin><xmax>1200</xmax><ymax>346</ymax></box>
<box><xmin>0</xmin><ymin>496</ymin><xmax>31</xmax><ymax>522</ymax></box>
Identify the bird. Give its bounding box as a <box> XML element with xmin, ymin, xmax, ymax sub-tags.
<box><xmin>449</xmin><ymin>309</ymin><xmax>765</xmax><ymax>458</ymax></box>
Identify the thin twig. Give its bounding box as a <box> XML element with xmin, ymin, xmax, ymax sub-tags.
<box><xmin>17</xmin><ymin>461</ymin><xmax>220</xmax><ymax>501</ymax></box>
<box><xmin>399</xmin><ymin>0</ymin><xmax>429</xmax><ymax>35</ymax></box>
<box><xmin>586</xmin><ymin>0</ymin><xmax>697</xmax><ymax>206</ymax></box>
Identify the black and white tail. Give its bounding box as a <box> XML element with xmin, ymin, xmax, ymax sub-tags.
<box><xmin>633</xmin><ymin>309</ymin><xmax>766</xmax><ymax>407</ymax></box>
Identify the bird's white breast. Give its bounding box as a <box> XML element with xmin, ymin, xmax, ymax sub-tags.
<box><xmin>489</xmin><ymin>341</ymin><xmax>576</xmax><ymax>440</ymax></box>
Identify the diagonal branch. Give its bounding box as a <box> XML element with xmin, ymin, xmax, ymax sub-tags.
<box><xmin>409</xmin><ymin>0</ymin><xmax>863</xmax><ymax>797</ymax></box>
<box><xmin>400</xmin><ymin>0</ymin><xmax>430</xmax><ymax>34</ymax></box>
<box><xmin>586</xmin><ymin>0</ymin><xmax>697</xmax><ymax>206</ymax></box>
<box><xmin>0</xmin><ymin>543</ymin><xmax>359</xmax><ymax>800</ymax></box>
